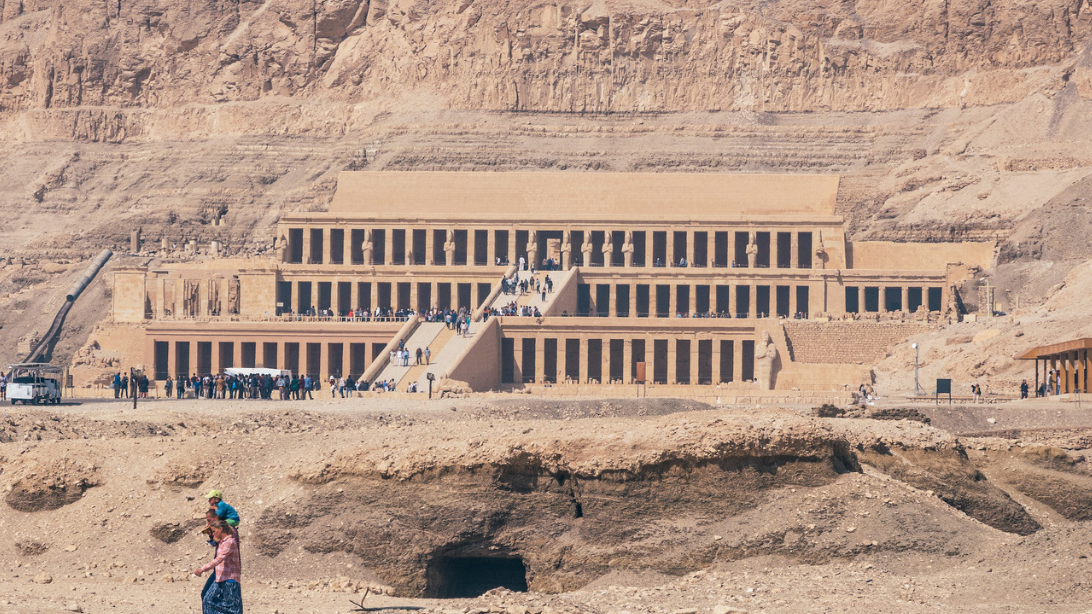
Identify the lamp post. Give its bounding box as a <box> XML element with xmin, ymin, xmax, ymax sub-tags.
<box><xmin>912</xmin><ymin>343</ymin><xmax>923</xmax><ymax>396</ymax></box>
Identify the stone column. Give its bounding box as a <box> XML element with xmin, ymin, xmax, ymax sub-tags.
<box><xmin>666</xmin><ymin>231</ymin><xmax>675</xmax><ymax>267</ymax></box>
<box><xmin>667</xmin><ymin>340</ymin><xmax>677</xmax><ymax>384</ymax></box>
<box><xmin>508</xmin><ymin>230</ymin><xmax>518</xmax><ymax>268</ymax></box>
<box><xmin>602</xmin><ymin>339</ymin><xmax>611</xmax><ymax>384</ymax></box>
<box><xmin>154</xmin><ymin>278</ymin><xmax>166</xmax><ymax>319</ymax></box>
<box><xmin>431</xmin><ymin>281</ymin><xmax>439</xmax><ymax>309</ymax></box>
<box><xmin>789</xmin><ymin>284</ymin><xmax>797</xmax><ymax>317</ymax></box>
<box><xmin>370</xmin><ymin>283</ymin><xmax>379</xmax><ymax>313</ymax></box>
<box><xmin>409</xmin><ymin>282</ymin><xmax>418</xmax><ymax>312</ymax></box>
<box><xmin>690</xmin><ymin>339</ymin><xmax>699</xmax><ymax>385</ymax></box>
<box><xmin>902</xmin><ymin>286</ymin><xmax>910</xmax><ymax>312</ymax></box>
<box><xmin>790</xmin><ymin>233</ymin><xmax>799</xmax><ymax>268</ymax></box>
<box><xmin>668</xmin><ymin>284</ymin><xmax>677</xmax><ymax>317</ymax></box>
<box><xmin>513</xmin><ymin>338</ymin><xmax>524</xmax><ymax>385</ymax></box>
<box><xmin>711</xmin><ymin>340</ymin><xmax>722</xmax><ymax>384</ymax></box>
<box><xmin>467</xmin><ymin>229</ymin><xmax>477</xmax><ymax>266</ymax></box>
<box><xmin>322</xmin><ymin>228</ymin><xmax>332</xmax><ymax>265</ymax></box>
<box><xmin>197</xmin><ymin>281</ymin><xmax>208</xmax><ymax>316</ymax></box>
<box><xmin>707</xmin><ymin>232</ymin><xmax>716</xmax><ymax>268</ymax></box>
<box><xmin>749</xmin><ymin>284</ymin><xmax>757</xmax><ymax>318</ymax></box>
<box><xmin>734</xmin><ymin>337</ymin><xmax>744</xmax><ymax>382</ymax></box>
<box><xmin>487</xmin><ymin>230</ymin><xmax>497</xmax><ymax>265</ymax></box>
<box><xmin>629</xmin><ymin>283</ymin><xmax>638</xmax><ymax>317</ymax></box>
<box><xmin>383</xmin><ymin>228</ymin><xmax>394</xmax><ymax>266</ymax></box>
<box><xmin>330</xmin><ymin>279</ymin><xmax>340</xmax><ymax>316</ymax></box>
<box><xmin>349</xmin><ymin>282</ymin><xmax>358</xmax><ymax>311</ymax></box>
<box><xmin>342</xmin><ymin>343</ymin><xmax>352</xmax><ymax>379</ymax></box>
<box><xmin>211</xmin><ymin>342</ymin><xmax>221</xmax><ymax>376</ymax></box>
<box><xmin>609</xmin><ymin>284</ymin><xmax>618</xmax><ymax>317</ymax></box>
<box><xmin>168</xmin><ymin>341</ymin><xmax>178</xmax><ymax>380</ymax></box>
<box><xmin>344</xmin><ymin>230</ymin><xmax>353</xmax><ymax>265</ymax></box>
<box><xmin>320</xmin><ymin>343</ymin><xmax>330</xmax><ymax>381</ymax></box>
<box><xmin>233</xmin><ymin>342</ymin><xmax>243</xmax><ymax>371</ymax></box>
<box><xmin>579</xmin><ymin>339</ymin><xmax>589</xmax><ymax>384</ymax></box>
<box><xmin>690</xmin><ymin>283</ymin><xmax>698</xmax><ymax>316</ymax></box>
<box><xmin>534</xmin><ymin>338</ymin><xmax>545</xmax><ymax>384</ymax></box>
<box><xmin>623</xmin><ymin>339</ymin><xmax>633</xmax><ymax>384</ymax></box>
<box><xmin>879</xmin><ymin>285</ymin><xmax>887</xmax><ymax>312</ymax></box>
<box><xmin>302</xmin><ymin>229</ymin><xmax>312</xmax><ymax>264</ymax></box>
<box><xmin>425</xmin><ymin>228</ymin><xmax>435</xmax><ymax>265</ymax></box>
<box><xmin>686</xmin><ymin>231</ymin><xmax>695</xmax><ymax>268</ymax></box>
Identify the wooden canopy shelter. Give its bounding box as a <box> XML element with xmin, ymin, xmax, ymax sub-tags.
<box><xmin>1017</xmin><ymin>338</ymin><xmax>1092</xmax><ymax>394</ymax></box>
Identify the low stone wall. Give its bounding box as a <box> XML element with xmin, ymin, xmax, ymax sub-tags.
<box><xmin>784</xmin><ymin>321</ymin><xmax>935</xmax><ymax>365</ymax></box>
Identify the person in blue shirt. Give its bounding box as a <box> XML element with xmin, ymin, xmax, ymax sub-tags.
<box><xmin>205</xmin><ymin>489</ymin><xmax>240</xmax><ymax>527</ymax></box>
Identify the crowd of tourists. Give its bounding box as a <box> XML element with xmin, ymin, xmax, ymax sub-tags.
<box><xmin>109</xmin><ymin>372</ymin><xmax>152</xmax><ymax>398</ymax></box>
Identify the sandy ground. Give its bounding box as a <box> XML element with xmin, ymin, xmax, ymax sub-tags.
<box><xmin>0</xmin><ymin>395</ymin><xmax>1090</xmax><ymax>613</ymax></box>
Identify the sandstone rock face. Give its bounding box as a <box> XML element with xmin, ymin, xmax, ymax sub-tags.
<box><xmin>0</xmin><ymin>0</ymin><xmax>1086</xmax><ymax>118</ymax></box>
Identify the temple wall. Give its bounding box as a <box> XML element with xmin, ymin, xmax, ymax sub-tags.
<box><xmin>112</xmin><ymin>269</ymin><xmax>148</xmax><ymax>323</ymax></box>
<box><xmin>848</xmin><ymin>241</ymin><xmax>995</xmax><ymax>271</ymax></box>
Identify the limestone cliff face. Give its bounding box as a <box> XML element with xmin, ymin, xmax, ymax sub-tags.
<box><xmin>0</xmin><ymin>0</ymin><xmax>1087</xmax><ymax>128</ymax></box>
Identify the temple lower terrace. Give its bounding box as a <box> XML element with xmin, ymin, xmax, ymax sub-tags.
<box><xmin>101</xmin><ymin>172</ymin><xmax>994</xmax><ymax>398</ymax></box>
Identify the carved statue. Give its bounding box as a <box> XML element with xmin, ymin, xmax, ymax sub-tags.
<box><xmin>561</xmin><ymin>230</ymin><xmax>573</xmax><ymax>270</ymax></box>
<box><xmin>227</xmin><ymin>278</ymin><xmax>241</xmax><ymax>314</ymax></box>
<box><xmin>580</xmin><ymin>233</ymin><xmax>594</xmax><ymax>265</ymax></box>
<box><xmin>208</xmin><ymin>278</ymin><xmax>221</xmax><ymax>316</ymax></box>
<box><xmin>621</xmin><ymin>230</ymin><xmax>635</xmax><ymax>267</ymax></box>
<box><xmin>275</xmin><ymin>234</ymin><xmax>288</xmax><ymax>263</ymax></box>
<box><xmin>601</xmin><ymin>231</ymin><xmax>613</xmax><ymax>266</ymax></box>
<box><xmin>526</xmin><ymin>230</ymin><xmax>538</xmax><ymax>266</ymax></box>
<box><xmin>182</xmin><ymin>280</ymin><xmax>200</xmax><ymax>316</ymax></box>
<box><xmin>361</xmin><ymin>229</ymin><xmax>374</xmax><ymax>265</ymax></box>
<box><xmin>814</xmin><ymin>231</ymin><xmax>827</xmax><ymax>269</ymax></box>
<box><xmin>746</xmin><ymin>231</ymin><xmax>758</xmax><ymax>268</ymax></box>
<box><xmin>443</xmin><ymin>228</ymin><xmax>456</xmax><ymax>263</ymax></box>
<box><xmin>754</xmin><ymin>331</ymin><xmax>779</xmax><ymax>390</ymax></box>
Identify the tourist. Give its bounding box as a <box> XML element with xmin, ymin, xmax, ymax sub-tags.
<box><xmin>416</xmin><ymin>348</ymin><xmax>423</xmax><ymax>365</ymax></box>
<box><xmin>206</xmin><ymin>489</ymin><xmax>241</xmax><ymax>527</ymax></box>
<box><xmin>425</xmin><ymin>347</ymin><xmax>431</xmax><ymax>365</ymax></box>
<box><xmin>302</xmin><ymin>375</ymin><xmax>313</xmax><ymax>399</ymax></box>
<box><xmin>329</xmin><ymin>376</ymin><xmax>337</xmax><ymax>398</ymax></box>
<box><xmin>194</xmin><ymin>519</ymin><xmax>242</xmax><ymax>614</ymax></box>
<box><xmin>165</xmin><ymin>376</ymin><xmax>173</xmax><ymax>399</ymax></box>
<box><xmin>518</xmin><ymin>256</ymin><xmax>526</xmax><ymax>271</ymax></box>
<box><xmin>972</xmin><ymin>383</ymin><xmax>981</xmax><ymax>404</ymax></box>
<box><xmin>1020</xmin><ymin>380</ymin><xmax>1029</xmax><ymax>399</ymax></box>
<box><xmin>113</xmin><ymin>373</ymin><xmax>122</xmax><ymax>398</ymax></box>
<box><xmin>338</xmin><ymin>375</ymin><xmax>347</xmax><ymax>398</ymax></box>
<box><xmin>0</xmin><ymin>372</ymin><xmax>6</xmax><ymax>400</ymax></box>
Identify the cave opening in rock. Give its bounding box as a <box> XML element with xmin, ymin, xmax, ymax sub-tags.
<box><xmin>425</xmin><ymin>555</ymin><xmax>529</xmax><ymax>598</ymax></box>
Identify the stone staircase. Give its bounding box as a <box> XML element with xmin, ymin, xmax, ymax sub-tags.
<box><xmin>485</xmin><ymin>269</ymin><xmax>572</xmax><ymax>314</ymax></box>
<box><xmin>370</xmin><ymin>322</ymin><xmax>445</xmax><ymax>387</ymax></box>
<box><xmin>403</xmin><ymin>325</ymin><xmax>482</xmax><ymax>391</ymax></box>
<box><xmin>397</xmin><ymin>325</ymin><xmax>457</xmax><ymax>388</ymax></box>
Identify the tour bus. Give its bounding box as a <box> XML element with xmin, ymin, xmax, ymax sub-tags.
<box><xmin>7</xmin><ymin>363</ymin><xmax>63</xmax><ymax>405</ymax></box>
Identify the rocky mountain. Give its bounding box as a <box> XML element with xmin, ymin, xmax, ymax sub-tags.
<box><xmin>2</xmin><ymin>0</ymin><xmax>1092</xmax><ymax>320</ymax></box>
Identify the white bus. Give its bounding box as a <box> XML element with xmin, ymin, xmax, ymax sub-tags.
<box><xmin>7</xmin><ymin>363</ymin><xmax>62</xmax><ymax>405</ymax></box>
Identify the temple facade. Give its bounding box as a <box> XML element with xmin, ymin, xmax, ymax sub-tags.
<box><xmin>109</xmin><ymin>172</ymin><xmax>994</xmax><ymax>397</ymax></box>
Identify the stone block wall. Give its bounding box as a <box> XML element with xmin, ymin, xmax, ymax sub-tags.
<box><xmin>784</xmin><ymin>322</ymin><xmax>935</xmax><ymax>365</ymax></box>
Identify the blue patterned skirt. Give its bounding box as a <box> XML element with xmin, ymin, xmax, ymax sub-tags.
<box><xmin>201</xmin><ymin>573</ymin><xmax>243</xmax><ymax>614</ymax></box>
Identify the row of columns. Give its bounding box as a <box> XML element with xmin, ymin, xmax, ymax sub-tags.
<box><xmin>581</xmin><ymin>282</ymin><xmax>818</xmax><ymax>318</ymax></box>
<box><xmin>289</xmin><ymin>280</ymin><xmax>492</xmax><ymax>314</ymax></box>
<box><xmin>160</xmin><ymin>339</ymin><xmax>384</xmax><ymax>381</ymax></box>
<box><xmin>290</xmin><ymin>227</ymin><xmax>817</xmax><ymax>269</ymax></box>
<box><xmin>846</xmin><ymin>285</ymin><xmax>942</xmax><ymax>314</ymax></box>
<box><xmin>508</xmin><ymin>337</ymin><xmax>753</xmax><ymax>385</ymax></box>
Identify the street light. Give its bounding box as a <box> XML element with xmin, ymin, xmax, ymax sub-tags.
<box><xmin>911</xmin><ymin>343</ymin><xmax>923</xmax><ymax>396</ymax></box>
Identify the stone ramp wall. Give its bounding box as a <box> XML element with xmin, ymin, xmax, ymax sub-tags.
<box><xmin>784</xmin><ymin>321</ymin><xmax>936</xmax><ymax>365</ymax></box>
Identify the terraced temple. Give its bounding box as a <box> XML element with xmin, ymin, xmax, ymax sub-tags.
<box><xmin>108</xmin><ymin>172</ymin><xmax>994</xmax><ymax>397</ymax></box>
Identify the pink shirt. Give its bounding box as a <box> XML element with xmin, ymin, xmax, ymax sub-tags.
<box><xmin>198</xmin><ymin>533</ymin><xmax>241</xmax><ymax>582</ymax></box>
